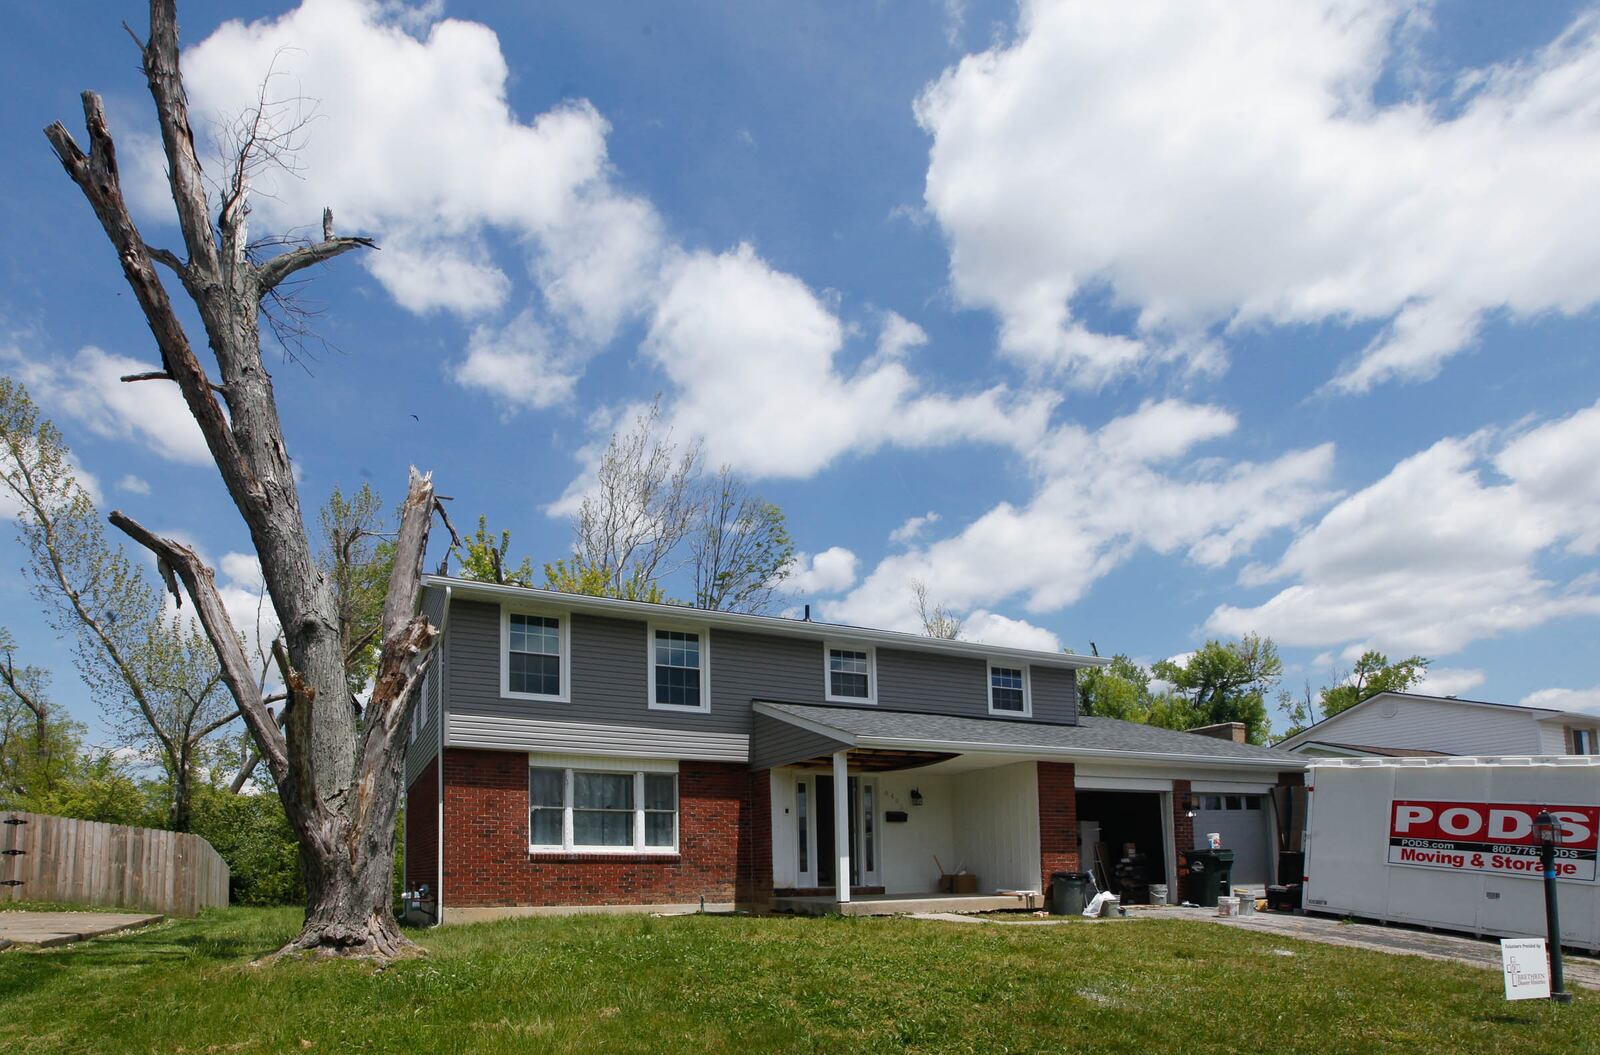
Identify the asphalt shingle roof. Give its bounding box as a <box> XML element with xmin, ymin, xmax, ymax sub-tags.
<box><xmin>755</xmin><ymin>701</ymin><xmax>1303</xmax><ymax>765</ymax></box>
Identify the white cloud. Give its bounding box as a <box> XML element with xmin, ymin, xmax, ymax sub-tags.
<box><xmin>6</xmin><ymin>346</ymin><xmax>209</xmax><ymax>464</ymax></box>
<box><xmin>1521</xmin><ymin>686</ymin><xmax>1600</xmax><ymax>715</ymax></box>
<box><xmin>1413</xmin><ymin>667</ymin><xmax>1486</xmax><ymax>698</ymax></box>
<box><xmin>874</xmin><ymin>311</ymin><xmax>928</xmax><ymax>363</ymax></box>
<box><xmin>451</xmin><ymin>310</ymin><xmax>580</xmax><ymax>412</ymax></box>
<box><xmin>889</xmin><ymin>511</ymin><xmax>941</xmax><ymax>546</ymax></box>
<box><xmin>158</xmin><ymin>0</ymin><xmax>665</xmax><ymax>403</ymax></box>
<box><xmin>828</xmin><ymin>399</ymin><xmax>1336</xmax><ymax>631</ymax></box>
<box><xmin>643</xmin><ymin>245</ymin><xmax>1056</xmax><ymax>478</ymax></box>
<box><xmin>1208</xmin><ymin>401</ymin><xmax>1600</xmax><ymax>655</ymax></box>
<box><xmin>117</xmin><ymin>474</ymin><xmax>152</xmax><ymax>496</ymax></box>
<box><xmin>961</xmin><ymin>610</ymin><xmax>1060</xmax><ymax>652</ymax></box>
<box><xmin>786</xmin><ymin>547</ymin><xmax>860</xmax><ymax>596</ymax></box>
<box><xmin>220</xmin><ymin>552</ymin><xmax>266</xmax><ymax>592</ymax></box>
<box><xmin>915</xmin><ymin>1</ymin><xmax>1600</xmax><ymax>390</ymax></box>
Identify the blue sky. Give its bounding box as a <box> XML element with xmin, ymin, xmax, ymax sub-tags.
<box><xmin>4</xmin><ymin>0</ymin><xmax>1599</xmax><ymax>746</ymax></box>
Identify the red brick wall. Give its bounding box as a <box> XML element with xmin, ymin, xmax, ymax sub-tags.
<box><xmin>738</xmin><ymin>770</ymin><xmax>772</xmax><ymax>905</ymax></box>
<box><xmin>441</xmin><ymin>748</ymin><xmax>756</xmax><ymax>908</ymax></box>
<box><xmin>1037</xmin><ymin>761</ymin><xmax>1078</xmax><ymax>891</ymax></box>
<box><xmin>1172</xmin><ymin>778</ymin><xmax>1195</xmax><ymax>896</ymax></box>
<box><xmin>404</xmin><ymin>757</ymin><xmax>438</xmax><ymax>894</ymax></box>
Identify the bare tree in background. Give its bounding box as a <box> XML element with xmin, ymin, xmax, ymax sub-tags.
<box><xmin>911</xmin><ymin>579</ymin><xmax>963</xmax><ymax>640</ymax></box>
<box><xmin>1</xmin><ymin>378</ymin><xmax>244</xmax><ymax>831</ymax></box>
<box><xmin>691</xmin><ymin>466</ymin><xmax>795</xmax><ymax>613</ymax></box>
<box><xmin>572</xmin><ymin>399</ymin><xmax>702</xmax><ymax>597</ymax></box>
<box><xmin>318</xmin><ymin>483</ymin><xmax>396</xmax><ymax>696</ymax></box>
<box><xmin>45</xmin><ymin>1</ymin><xmax>445</xmax><ymax>959</ymax></box>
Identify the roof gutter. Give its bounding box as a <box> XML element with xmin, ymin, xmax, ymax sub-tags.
<box><xmin>850</xmin><ymin>734</ymin><xmax>1306</xmax><ymax>770</ymax></box>
<box><xmin>752</xmin><ymin>703</ymin><xmax>1305</xmax><ymax>771</ymax></box>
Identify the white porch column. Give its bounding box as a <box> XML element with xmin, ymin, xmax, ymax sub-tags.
<box><xmin>833</xmin><ymin>750</ymin><xmax>851</xmax><ymax>905</ymax></box>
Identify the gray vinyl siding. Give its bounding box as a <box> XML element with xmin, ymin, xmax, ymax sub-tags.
<box><xmin>1030</xmin><ymin>666</ymin><xmax>1078</xmax><ymax>724</ymax></box>
<box><xmin>404</xmin><ymin>585</ymin><xmax>450</xmax><ymax>787</ymax></box>
<box><xmin>441</xmin><ymin>598</ymin><xmax>1083</xmax><ymax>757</ymax></box>
<box><xmin>708</xmin><ymin>629</ymin><xmax>825</xmax><ymax>721</ymax></box>
<box><xmin>447</xmin><ymin>600</ymin><xmax>749</xmax><ymax>734</ymax></box>
<box><xmin>876</xmin><ymin>649</ymin><xmax>1078</xmax><ymax>725</ymax></box>
<box><xmin>749</xmin><ymin>712</ymin><xmax>851</xmax><ymax>770</ymax></box>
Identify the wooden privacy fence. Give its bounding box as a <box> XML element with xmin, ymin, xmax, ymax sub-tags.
<box><xmin>1</xmin><ymin>812</ymin><xmax>229</xmax><ymax>916</ymax></box>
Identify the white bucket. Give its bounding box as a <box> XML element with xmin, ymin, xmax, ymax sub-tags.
<box><xmin>1235</xmin><ymin>892</ymin><xmax>1255</xmax><ymax>915</ymax></box>
<box><xmin>1216</xmin><ymin>896</ymin><xmax>1239</xmax><ymax>917</ymax></box>
<box><xmin>1149</xmin><ymin>884</ymin><xmax>1168</xmax><ymax>906</ymax></box>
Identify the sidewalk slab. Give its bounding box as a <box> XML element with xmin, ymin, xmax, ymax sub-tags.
<box><xmin>0</xmin><ymin>911</ymin><xmax>164</xmax><ymax>948</ymax></box>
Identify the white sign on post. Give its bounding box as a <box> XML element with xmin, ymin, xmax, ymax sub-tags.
<box><xmin>1501</xmin><ymin>938</ymin><xmax>1552</xmax><ymax>1001</ymax></box>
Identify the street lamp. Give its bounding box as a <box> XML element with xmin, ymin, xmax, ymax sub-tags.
<box><xmin>1533</xmin><ymin>810</ymin><xmax>1573</xmax><ymax>1004</ymax></box>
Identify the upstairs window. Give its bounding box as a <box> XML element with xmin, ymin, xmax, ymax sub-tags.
<box><xmin>649</xmin><ymin>626</ymin><xmax>708</xmax><ymax>712</ymax></box>
<box><xmin>1574</xmin><ymin>728</ymin><xmax>1597</xmax><ymax>755</ymax></box>
<box><xmin>826</xmin><ymin>645</ymin><xmax>876</xmax><ymax>703</ymax></box>
<box><xmin>503</xmin><ymin>608</ymin><xmax>569</xmax><ymax>701</ymax></box>
<box><xmin>989</xmin><ymin>664</ymin><xmax>1030</xmax><ymax>716</ymax></box>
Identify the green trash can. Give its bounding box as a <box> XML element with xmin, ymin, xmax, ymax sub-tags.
<box><xmin>1180</xmin><ymin>850</ymin><xmax>1226</xmax><ymax>906</ymax></box>
<box><xmin>1213</xmin><ymin>849</ymin><xmax>1235</xmax><ymax>899</ymax></box>
<box><xmin>1049</xmin><ymin>871</ymin><xmax>1092</xmax><ymax>916</ymax></box>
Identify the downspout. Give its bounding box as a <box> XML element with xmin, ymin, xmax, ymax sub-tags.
<box><xmin>435</xmin><ymin>583</ymin><xmax>452</xmax><ymax>926</ymax></box>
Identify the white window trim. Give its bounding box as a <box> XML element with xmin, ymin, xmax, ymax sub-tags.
<box><xmin>501</xmin><ymin>602</ymin><xmax>572</xmax><ymax>703</ymax></box>
<box><xmin>527</xmin><ymin>755</ymin><xmax>680</xmax><ymax>855</ymax></box>
<box><xmin>824</xmin><ymin>641</ymin><xmax>877</xmax><ymax>705</ymax></box>
<box><xmin>986</xmin><ymin>660</ymin><xmax>1032</xmax><ymax>717</ymax></box>
<box><xmin>1573</xmin><ymin>727</ymin><xmax>1598</xmax><ymax>755</ymax></box>
<box><xmin>646</xmin><ymin>620</ymin><xmax>711</xmax><ymax>714</ymax></box>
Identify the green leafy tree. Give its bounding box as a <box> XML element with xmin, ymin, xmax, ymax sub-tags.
<box><xmin>1319</xmin><ymin>650</ymin><xmax>1430</xmax><ymax>718</ymax></box>
<box><xmin>189</xmin><ymin>784</ymin><xmax>305</xmax><ymax>905</ymax></box>
<box><xmin>0</xmin><ymin>636</ymin><xmax>86</xmax><ymax>806</ymax></box>
<box><xmin>692</xmin><ymin>467</ymin><xmax>794</xmax><ymax>613</ymax></box>
<box><xmin>452</xmin><ymin>515</ymin><xmax>535</xmax><ymax>586</ymax></box>
<box><xmin>543</xmin><ymin>559</ymin><xmax>666</xmax><ymax>602</ymax></box>
<box><xmin>1151</xmin><ymin>633</ymin><xmax>1282</xmax><ymax>744</ymax></box>
<box><xmin>1078</xmin><ymin>654</ymin><xmax>1154</xmax><ymax>721</ymax></box>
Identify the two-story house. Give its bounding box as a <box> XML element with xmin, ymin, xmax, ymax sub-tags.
<box><xmin>1278</xmin><ymin>691</ymin><xmax>1600</xmax><ymax>759</ymax></box>
<box><xmin>403</xmin><ymin>576</ymin><xmax>1306</xmax><ymax>922</ymax></box>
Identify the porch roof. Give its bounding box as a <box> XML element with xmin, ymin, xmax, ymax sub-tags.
<box><xmin>752</xmin><ymin>701</ymin><xmax>1306</xmax><ymax>771</ymax></box>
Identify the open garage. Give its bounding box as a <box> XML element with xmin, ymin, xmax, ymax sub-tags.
<box><xmin>1076</xmin><ymin>790</ymin><xmax>1169</xmax><ymax>902</ymax></box>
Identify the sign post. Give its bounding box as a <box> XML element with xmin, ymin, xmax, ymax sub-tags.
<box><xmin>1501</xmin><ymin>939</ymin><xmax>1552</xmax><ymax>1001</ymax></box>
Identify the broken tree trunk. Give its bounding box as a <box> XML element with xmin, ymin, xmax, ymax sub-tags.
<box><xmin>47</xmin><ymin>0</ymin><xmax>437</xmax><ymax>960</ymax></box>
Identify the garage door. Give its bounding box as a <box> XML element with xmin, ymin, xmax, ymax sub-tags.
<box><xmin>1192</xmin><ymin>793</ymin><xmax>1270</xmax><ymax>886</ymax></box>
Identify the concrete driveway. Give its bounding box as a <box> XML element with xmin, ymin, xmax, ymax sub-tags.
<box><xmin>0</xmin><ymin>910</ymin><xmax>163</xmax><ymax>949</ymax></box>
<box><xmin>1149</xmin><ymin>905</ymin><xmax>1600</xmax><ymax>990</ymax></box>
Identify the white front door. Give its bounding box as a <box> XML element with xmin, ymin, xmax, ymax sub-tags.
<box><xmin>792</xmin><ymin>772</ymin><xmax>879</xmax><ymax>889</ymax></box>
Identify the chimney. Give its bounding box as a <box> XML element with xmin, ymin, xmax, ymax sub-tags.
<box><xmin>1190</xmin><ymin>721</ymin><xmax>1247</xmax><ymax>744</ymax></box>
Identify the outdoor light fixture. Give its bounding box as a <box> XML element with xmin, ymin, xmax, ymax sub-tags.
<box><xmin>1183</xmin><ymin>793</ymin><xmax>1200</xmax><ymax>819</ymax></box>
<box><xmin>910</xmin><ymin>788</ymin><xmax>924</xmax><ymax>807</ymax></box>
<box><xmin>1533</xmin><ymin>810</ymin><xmax>1573</xmax><ymax>1004</ymax></box>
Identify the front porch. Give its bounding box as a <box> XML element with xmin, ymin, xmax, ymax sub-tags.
<box><xmin>773</xmin><ymin>891</ymin><xmax>1043</xmax><ymax>917</ymax></box>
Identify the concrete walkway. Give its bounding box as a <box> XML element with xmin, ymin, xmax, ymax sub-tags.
<box><xmin>0</xmin><ymin>911</ymin><xmax>164</xmax><ymax>948</ymax></box>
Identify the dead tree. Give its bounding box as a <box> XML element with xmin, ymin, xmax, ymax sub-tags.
<box><xmin>45</xmin><ymin>1</ymin><xmax>437</xmax><ymax>959</ymax></box>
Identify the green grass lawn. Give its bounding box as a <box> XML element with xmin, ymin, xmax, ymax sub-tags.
<box><xmin>2</xmin><ymin>908</ymin><xmax>1594</xmax><ymax>1054</ymax></box>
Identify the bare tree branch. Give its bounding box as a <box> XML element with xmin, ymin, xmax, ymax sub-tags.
<box><xmin>256</xmin><ymin>233</ymin><xmax>376</xmax><ymax>295</ymax></box>
<box><xmin>108</xmin><ymin>510</ymin><xmax>289</xmax><ymax>788</ymax></box>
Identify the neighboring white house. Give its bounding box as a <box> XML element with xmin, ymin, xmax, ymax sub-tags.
<box><xmin>1279</xmin><ymin>691</ymin><xmax>1600</xmax><ymax>758</ymax></box>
